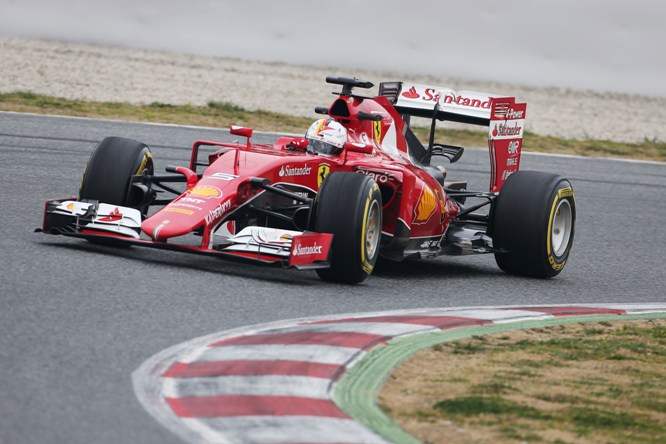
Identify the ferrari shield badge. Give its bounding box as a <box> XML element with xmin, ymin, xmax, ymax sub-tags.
<box><xmin>373</xmin><ymin>121</ymin><xmax>382</xmax><ymax>144</ymax></box>
<box><xmin>317</xmin><ymin>163</ymin><xmax>331</xmax><ymax>188</ymax></box>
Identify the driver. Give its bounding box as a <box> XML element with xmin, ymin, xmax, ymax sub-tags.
<box><xmin>305</xmin><ymin>118</ymin><xmax>347</xmax><ymax>155</ymax></box>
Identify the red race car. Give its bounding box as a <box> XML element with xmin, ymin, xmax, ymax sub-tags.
<box><xmin>39</xmin><ymin>77</ymin><xmax>576</xmax><ymax>283</ymax></box>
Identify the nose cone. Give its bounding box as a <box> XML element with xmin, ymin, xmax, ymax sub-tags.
<box><xmin>141</xmin><ymin>185</ymin><xmax>237</xmax><ymax>241</ymax></box>
<box><xmin>142</xmin><ymin>215</ymin><xmax>202</xmax><ymax>241</ymax></box>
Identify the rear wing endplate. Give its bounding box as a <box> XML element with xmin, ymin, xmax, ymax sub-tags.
<box><xmin>487</xmin><ymin>97</ymin><xmax>526</xmax><ymax>192</ymax></box>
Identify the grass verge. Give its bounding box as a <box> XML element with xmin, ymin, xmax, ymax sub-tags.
<box><xmin>379</xmin><ymin>319</ymin><xmax>666</xmax><ymax>444</ymax></box>
<box><xmin>1</xmin><ymin>91</ymin><xmax>664</xmax><ymax>161</ymax></box>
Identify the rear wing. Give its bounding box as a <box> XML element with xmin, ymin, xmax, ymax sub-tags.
<box><xmin>379</xmin><ymin>81</ymin><xmax>526</xmax><ymax>192</ymax></box>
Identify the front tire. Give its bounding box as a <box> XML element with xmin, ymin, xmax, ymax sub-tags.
<box><xmin>79</xmin><ymin>136</ymin><xmax>154</xmax><ymax>210</ymax></box>
<box><xmin>313</xmin><ymin>172</ymin><xmax>382</xmax><ymax>284</ymax></box>
<box><xmin>491</xmin><ymin>171</ymin><xmax>576</xmax><ymax>278</ymax></box>
<box><xmin>79</xmin><ymin>137</ymin><xmax>154</xmax><ymax>247</ymax></box>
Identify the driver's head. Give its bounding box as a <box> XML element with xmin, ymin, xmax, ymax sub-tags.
<box><xmin>305</xmin><ymin>118</ymin><xmax>347</xmax><ymax>155</ymax></box>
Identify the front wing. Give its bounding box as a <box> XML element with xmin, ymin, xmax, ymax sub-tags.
<box><xmin>39</xmin><ymin>199</ymin><xmax>333</xmax><ymax>270</ymax></box>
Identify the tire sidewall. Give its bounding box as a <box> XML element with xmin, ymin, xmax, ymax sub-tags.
<box><xmin>79</xmin><ymin>137</ymin><xmax>153</xmax><ymax>207</ymax></box>
<box><xmin>313</xmin><ymin>172</ymin><xmax>382</xmax><ymax>283</ymax></box>
<box><xmin>544</xmin><ymin>180</ymin><xmax>576</xmax><ymax>274</ymax></box>
<box><xmin>359</xmin><ymin>181</ymin><xmax>382</xmax><ymax>275</ymax></box>
<box><xmin>492</xmin><ymin>171</ymin><xmax>576</xmax><ymax>278</ymax></box>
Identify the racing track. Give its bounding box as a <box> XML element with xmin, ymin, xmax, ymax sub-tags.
<box><xmin>1</xmin><ymin>112</ymin><xmax>665</xmax><ymax>444</ymax></box>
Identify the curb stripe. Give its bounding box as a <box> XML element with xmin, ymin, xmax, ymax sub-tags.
<box><xmin>210</xmin><ymin>331</ymin><xmax>386</xmax><ymax>349</ymax></box>
<box><xmin>134</xmin><ymin>303</ymin><xmax>666</xmax><ymax>444</ymax></box>
<box><xmin>182</xmin><ymin>417</ymin><xmax>386</xmax><ymax>444</ymax></box>
<box><xmin>163</xmin><ymin>360</ymin><xmax>342</xmax><ymax>379</ymax></box>
<box><xmin>505</xmin><ymin>306</ymin><xmax>627</xmax><ymax>316</ymax></box>
<box><xmin>424</xmin><ymin>308</ymin><xmax>553</xmax><ymax>321</ymax></box>
<box><xmin>311</xmin><ymin>315</ymin><xmax>490</xmax><ymax>328</ymax></box>
<box><xmin>166</xmin><ymin>395</ymin><xmax>349</xmax><ymax>418</ymax></box>
<box><xmin>192</xmin><ymin>344</ymin><xmax>364</xmax><ymax>365</ymax></box>
<box><xmin>163</xmin><ymin>375</ymin><xmax>331</xmax><ymax>399</ymax></box>
<box><xmin>263</xmin><ymin>321</ymin><xmax>442</xmax><ymax>337</ymax></box>
<box><xmin>599</xmin><ymin>303</ymin><xmax>666</xmax><ymax>313</ymax></box>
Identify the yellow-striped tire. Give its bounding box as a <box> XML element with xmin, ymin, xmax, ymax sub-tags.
<box><xmin>313</xmin><ymin>172</ymin><xmax>382</xmax><ymax>284</ymax></box>
<box><xmin>491</xmin><ymin>171</ymin><xmax>576</xmax><ymax>278</ymax></box>
<box><xmin>80</xmin><ymin>136</ymin><xmax>153</xmax><ymax>209</ymax></box>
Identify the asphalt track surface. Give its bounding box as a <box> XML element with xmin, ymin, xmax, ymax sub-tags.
<box><xmin>1</xmin><ymin>112</ymin><xmax>665</xmax><ymax>444</ymax></box>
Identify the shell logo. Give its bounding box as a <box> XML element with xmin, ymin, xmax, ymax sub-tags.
<box><xmin>165</xmin><ymin>208</ymin><xmax>194</xmax><ymax>215</ymax></box>
<box><xmin>414</xmin><ymin>188</ymin><xmax>437</xmax><ymax>223</ymax></box>
<box><xmin>188</xmin><ymin>185</ymin><xmax>222</xmax><ymax>198</ymax></box>
<box><xmin>279</xmin><ymin>233</ymin><xmax>293</xmax><ymax>242</ymax></box>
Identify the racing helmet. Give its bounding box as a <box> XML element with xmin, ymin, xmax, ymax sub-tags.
<box><xmin>305</xmin><ymin>118</ymin><xmax>347</xmax><ymax>155</ymax></box>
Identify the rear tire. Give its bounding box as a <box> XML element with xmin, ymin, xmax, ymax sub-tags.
<box><xmin>491</xmin><ymin>171</ymin><xmax>576</xmax><ymax>278</ymax></box>
<box><xmin>313</xmin><ymin>172</ymin><xmax>382</xmax><ymax>284</ymax></box>
<box><xmin>79</xmin><ymin>136</ymin><xmax>153</xmax><ymax>209</ymax></box>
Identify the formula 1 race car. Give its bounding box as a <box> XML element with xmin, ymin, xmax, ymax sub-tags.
<box><xmin>39</xmin><ymin>77</ymin><xmax>576</xmax><ymax>283</ymax></box>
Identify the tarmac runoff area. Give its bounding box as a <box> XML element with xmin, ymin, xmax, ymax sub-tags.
<box><xmin>133</xmin><ymin>303</ymin><xmax>666</xmax><ymax>444</ymax></box>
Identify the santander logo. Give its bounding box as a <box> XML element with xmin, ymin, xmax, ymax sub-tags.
<box><xmin>279</xmin><ymin>165</ymin><xmax>312</xmax><ymax>177</ymax></box>
<box><xmin>492</xmin><ymin>122</ymin><xmax>523</xmax><ymax>138</ymax></box>
<box><xmin>292</xmin><ymin>242</ymin><xmax>323</xmax><ymax>256</ymax></box>
<box><xmin>401</xmin><ymin>86</ymin><xmax>420</xmax><ymax>99</ymax></box>
<box><xmin>401</xmin><ymin>85</ymin><xmax>492</xmax><ymax>110</ymax></box>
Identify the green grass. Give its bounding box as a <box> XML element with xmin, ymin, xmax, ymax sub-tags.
<box><xmin>434</xmin><ymin>396</ymin><xmax>547</xmax><ymax>419</ymax></box>
<box><xmin>382</xmin><ymin>320</ymin><xmax>666</xmax><ymax>443</ymax></box>
<box><xmin>450</xmin><ymin>341</ymin><xmax>488</xmax><ymax>354</ymax></box>
<box><xmin>471</xmin><ymin>382</ymin><xmax>518</xmax><ymax>395</ymax></box>
<box><xmin>430</xmin><ymin>394</ymin><xmax>664</xmax><ymax>442</ymax></box>
<box><xmin>0</xmin><ymin>91</ymin><xmax>310</xmax><ymax>135</ymax></box>
<box><xmin>568</xmin><ymin>407</ymin><xmax>649</xmax><ymax>432</ymax></box>
<box><xmin>533</xmin><ymin>392</ymin><xmax>587</xmax><ymax>405</ymax></box>
<box><xmin>508</xmin><ymin>336</ymin><xmax>665</xmax><ymax>361</ymax></box>
<box><xmin>1</xmin><ymin>91</ymin><xmax>664</xmax><ymax>161</ymax></box>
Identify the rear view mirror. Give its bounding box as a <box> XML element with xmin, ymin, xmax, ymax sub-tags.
<box><xmin>230</xmin><ymin>126</ymin><xmax>253</xmax><ymax>139</ymax></box>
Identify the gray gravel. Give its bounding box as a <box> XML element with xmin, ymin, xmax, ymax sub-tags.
<box><xmin>1</xmin><ymin>36</ymin><xmax>665</xmax><ymax>143</ymax></box>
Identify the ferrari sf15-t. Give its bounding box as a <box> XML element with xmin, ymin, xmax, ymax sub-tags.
<box><xmin>39</xmin><ymin>77</ymin><xmax>576</xmax><ymax>283</ymax></box>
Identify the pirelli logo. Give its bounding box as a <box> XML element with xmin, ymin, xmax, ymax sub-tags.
<box><xmin>558</xmin><ymin>187</ymin><xmax>574</xmax><ymax>199</ymax></box>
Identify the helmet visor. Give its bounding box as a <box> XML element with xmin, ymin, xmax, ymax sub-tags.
<box><xmin>307</xmin><ymin>138</ymin><xmax>344</xmax><ymax>155</ymax></box>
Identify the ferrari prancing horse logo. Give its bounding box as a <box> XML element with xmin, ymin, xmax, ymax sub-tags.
<box><xmin>373</xmin><ymin>121</ymin><xmax>382</xmax><ymax>144</ymax></box>
<box><xmin>318</xmin><ymin>163</ymin><xmax>331</xmax><ymax>188</ymax></box>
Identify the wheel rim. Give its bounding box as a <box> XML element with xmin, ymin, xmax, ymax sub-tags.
<box><xmin>365</xmin><ymin>200</ymin><xmax>381</xmax><ymax>259</ymax></box>
<box><xmin>551</xmin><ymin>199</ymin><xmax>572</xmax><ymax>257</ymax></box>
